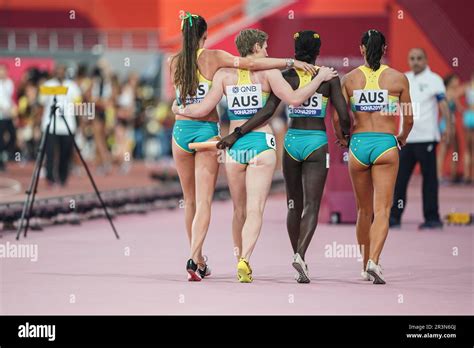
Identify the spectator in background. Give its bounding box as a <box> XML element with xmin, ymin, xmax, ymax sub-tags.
<box><xmin>17</xmin><ymin>80</ymin><xmax>42</xmax><ymax>160</ymax></box>
<box><xmin>91</xmin><ymin>65</ymin><xmax>113</xmax><ymax>174</ymax></box>
<box><xmin>72</xmin><ymin>64</ymin><xmax>92</xmax><ymax>173</ymax></box>
<box><xmin>390</xmin><ymin>48</ymin><xmax>452</xmax><ymax>230</ymax></box>
<box><xmin>154</xmin><ymin>100</ymin><xmax>174</xmax><ymax>158</ymax></box>
<box><xmin>114</xmin><ymin>72</ymin><xmax>138</xmax><ymax>173</ymax></box>
<box><xmin>0</xmin><ymin>64</ymin><xmax>17</xmax><ymax>171</ymax></box>
<box><xmin>2</xmin><ymin>61</ymin><xmax>184</xmax><ymax>170</ymax></box>
<box><xmin>463</xmin><ymin>72</ymin><xmax>474</xmax><ymax>184</ymax></box>
<box><xmin>107</xmin><ymin>73</ymin><xmax>121</xmax><ymax>136</ymax></box>
<box><xmin>437</xmin><ymin>74</ymin><xmax>463</xmax><ymax>184</ymax></box>
<box><xmin>133</xmin><ymin>80</ymin><xmax>147</xmax><ymax>160</ymax></box>
<box><xmin>75</xmin><ymin>64</ymin><xmax>92</xmax><ymax>95</ymax></box>
<box><xmin>40</xmin><ymin>64</ymin><xmax>81</xmax><ymax>187</ymax></box>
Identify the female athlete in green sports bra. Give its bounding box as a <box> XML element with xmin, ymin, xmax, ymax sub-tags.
<box><xmin>170</xmin><ymin>13</ymin><xmax>319</xmax><ymax>281</ymax></box>
<box><xmin>174</xmin><ymin>28</ymin><xmax>337</xmax><ymax>282</ymax></box>
<box><xmin>338</xmin><ymin>29</ymin><xmax>414</xmax><ymax>284</ymax></box>
<box><xmin>217</xmin><ymin>30</ymin><xmax>351</xmax><ymax>284</ymax></box>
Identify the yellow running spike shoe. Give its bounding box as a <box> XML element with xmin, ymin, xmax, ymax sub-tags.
<box><xmin>237</xmin><ymin>258</ymin><xmax>253</xmax><ymax>283</ymax></box>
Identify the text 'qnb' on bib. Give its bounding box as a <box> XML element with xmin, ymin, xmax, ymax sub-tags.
<box><xmin>352</xmin><ymin>89</ymin><xmax>388</xmax><ymax>112</ymax></box>
<box><xmin>226</xmin><ymin>84</ymin><xmax>263</xmax><ymax>116</ymax></box>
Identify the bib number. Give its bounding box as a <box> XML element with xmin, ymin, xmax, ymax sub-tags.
<box><xmin>266</xmin><ymin>134</ymin><xmax>276</xmax><ymax>149</ymax></box>
<box><xmin>178</xmin><ymin>82</ymin><xmax>209</xmax><ymax>105</ymax></box>
<box><xmin>289</xmin><ymin>93</ymin><xmax>323</xmax><ymax>116</ymax></box>
<box><xmin>226</xmin><ymin>84</ymin><xmax>263</xmax><ymax>116</ymax></box>
<box><xmin>353</xmin><ymin>89</ymin><xmax>388</xmax><ymax>112</ymax></box>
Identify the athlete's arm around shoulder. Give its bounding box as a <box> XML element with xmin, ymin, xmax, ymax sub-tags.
<box><xmin>216</xmin><ymin>70</ymin><xmax>297</xmax><ymax>149</ymax></box>
<box><xmin>173</xmin><ymin>69</ymin><xmax>227</xmax><ymax>118</ymax></box>
<box><xmin>394</xmin><ymin>69</ymin><xmax>414</xmax><ymax>146</ymax></box>
<box><xmin>230</xmin><ymin>70</ymin><xmax>297</xmax><ymax>134</ymax></box>
<box><xmin>209</xmin><ymin>49</ymin><xmax>318</xmax><ymax>75</ymax></box>
<box><xmin>265</xmin><ymin>67</ymin><xmax>336</xmax><ymax>106</ymax></box>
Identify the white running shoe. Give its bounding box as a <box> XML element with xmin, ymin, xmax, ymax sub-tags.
<box><xmin>361</xmin><ymin>270</ymin><xmax>374</xmax><ymax>281</ymax></box>
<box><xmin>292</xmin><ymin>253</ymin><xmax>310</xmax><ymax>283</ymax></box>
<box><xmin>197</xmin><ymin>255</ymin><xmax>211</xmax><ymax>279</ymax></box>
<box><xmin>366</xmin><ymin>259</ymin><xmax>385</xmax><ymax>284</ymax></box>
<box><xmin>198</xmin><ymin>264</ymin><xmax>211</xmax><ymax>278</ymax></box>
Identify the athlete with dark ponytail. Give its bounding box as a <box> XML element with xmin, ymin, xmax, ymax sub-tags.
<box><xmin>217</xmin><ymin>30</ymin><xmax>350</xmax><ymax>283</ymax></box>
<box><xmin>338</xmin><ymin>30</ymin><xmax>414</xmax><ymax>284</ymax></box>
<box><xmin>170</xmin><ymin>13</ymin><xmax>318</xmax><ymax>281</ymax></box>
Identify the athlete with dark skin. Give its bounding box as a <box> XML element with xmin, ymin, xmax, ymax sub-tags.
<box><xmin>217</xmin><ymin>31</ymin><xmax>351</xmax><ymax>283</ymax></box>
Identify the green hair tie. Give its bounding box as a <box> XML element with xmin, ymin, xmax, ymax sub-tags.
<box><xmin>181</xmin><ymin>12</ymin><xmax>199</xmax><ymax>30</ymax></box>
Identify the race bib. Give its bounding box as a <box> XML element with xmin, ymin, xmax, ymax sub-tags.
<box><xmin>352</xmin><ymin>89</ymin><xmax>388</xmax><ymax>112</ymax></box>
<box><xmin>288</xmin><ymin>92</ymin><xmax>324</xmax><ymax>117</ymax></box>
<box><xmin>226</xmin><ymin>84</ymin><xmax>263</xmax><ymax>116</ymax></box>
<box><xmin>265</xmin><ymin>134</ymin><xmax>276</xmax><ymax>149</ymax></box>
<box><xmin>178</xmin><ymin>82</ymin><xmax>209</xmax><ymax>105</ymax></box>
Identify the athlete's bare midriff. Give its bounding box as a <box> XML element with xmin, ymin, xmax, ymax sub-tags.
<box><xmin>346</xmin><ymin>67</ymin><xmax>403</xmax><ymax>134</ymax></box>
<box><xmin>352</xmin><ymin>110</ymin><xmax>398</xmax><ymax>134</ymax></box>
<box><xmin>229</xmin><ymin>119</ymin><xmax>273</xmax><ymax>134</ymax></box>
<box><xmin>175</xmin><ymin>109</ymin><xmax>219</xmax><ymax>122</ymax></box>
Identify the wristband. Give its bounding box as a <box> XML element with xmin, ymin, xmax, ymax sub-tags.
<box><xmin>234</xmin><ymin>126</ymin><xmax>244</xmax><ymax>137</ymax></box>
<box><xmin>286</xmin><ymin>58</ymin><xmax>295</xmax><ymax>69</ymax></box>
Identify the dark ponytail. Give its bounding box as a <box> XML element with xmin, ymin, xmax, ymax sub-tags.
<box><xmin>173</xmin><ymin>13</ymin><xmax>207</xmax><ymax>105</ymax></box>
<box><xmin>361</xmin><ymin>29</ymin><xmax>386</xmax><ymax>71</ymax></box>
<box><xmin>294</xmin><ymin>30</ymin><xmax>321</xmax><ymax>64</ymax></box>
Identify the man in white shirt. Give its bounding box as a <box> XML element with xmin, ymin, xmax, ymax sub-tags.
<box><xmin>390</xmin><ymin>48</ymin><xmax>452</xmax><ymax>230</ymax></box>
<box><xmin>40</xmin><ymin>64</ymin><xmax>81</xmax><ymax>186</ymax></box>
<box><xmin>0</xmin><ymin>64</ymin><xmax>17</xmax><ymax>171</ymax></box>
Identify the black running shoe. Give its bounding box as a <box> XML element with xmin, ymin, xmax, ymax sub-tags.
<box><xmin>418</xmin><ymin>220</ymin><xmax>443</xmax><ymax>230</ymax></box>
<box><xmin>186</xmin><ymin>259</ymin><xmax>202</xmax><ymax>281</ymax></box>
<box><xmin>389</xmin><ymin>217</ymin><xmax>401</xmax><ymax>228</ymax></box>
